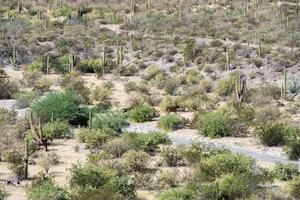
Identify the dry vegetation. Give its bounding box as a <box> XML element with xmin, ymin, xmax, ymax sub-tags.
<box><xmin>0</xmin><ymin>0</ymin><xmax>299</xmax><ymax>199</ymax></box>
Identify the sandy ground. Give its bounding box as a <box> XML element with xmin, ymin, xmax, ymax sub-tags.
<box><xmin>0</xmin><ymin>139</ymin><xmax>87</xmax><ymax>200</ymax></box>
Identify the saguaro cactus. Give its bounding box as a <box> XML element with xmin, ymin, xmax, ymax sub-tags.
<box><xmin>281</xmin><ymin>68</ymin><xmax>287</xmax><ymax>100</ymax></box>
<box><xmin>46</xmin><ymin>56</ymin><xmax>51</xmax><ymax>75</ymax></box>
<box><xmin>29</xmin><ymin>112</ymin><xmax>48</xmax><ymax>152</ymax></box>
<box><xmin>10</xmin><ymin>44</ymin><xmax>17</xmax><ymax>68</ymax></box>
<box><xmin>102</xmin><ymin>46</ymin><xmax>107</xmax><ymax>75</ymax></box>
<box><xmin>235</xmin><ymin>73</ymin><xmax>246</xmax><ymax>102</ymax></box>
<box><xmin>24</xmin><ymin>138</ymin><xmax>29</xmax><ymax>180</ymax></box>
<box><xmin>89</xmin><ymin>109</ymin><xmax>93</xmax><ymax>131</ymax></box>
<box><xmin>226</xmin><ymin>45</ymin><xmax>230</xmax><ymax>71</ymax></box>
<box><xmin>68</xmin><ymin>51</ymin><xmax>76</xmax><ymax>73</ymax></box>
<box><xmin>17</xmin><ymin>0</ymin><xmax>22</xmax><ymax>13</ymax></box>
<box><xmin>130</xmin><ymin>0</ymin><xmax>135</xmax><ymax>14</ymax></box>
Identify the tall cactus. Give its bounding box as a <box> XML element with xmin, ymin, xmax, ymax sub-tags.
<box><xmin>24</xmin><ymin>138</ymin><xmax>29</xmax><ymax>180</ymax></box>
<box><xmin>281</xmin><ymin>68</ymin><xmax>287</xmax><ymax>100</ymax></box>
<box><xmin>68</xmin><ymin>51</ymin><xmax>76</xmax><ymax>73</ymax></box>
<box><xmin>10</xmin><ymin>44</ymin><xmax>17</xmax><ymax>68</ymax></box>
<box><xmin>29</xmin><ymin>112</ymin><xmax>48</xmax><ymax>152</ymax></box>
<box><xmin>235</xmin><ymin>73</ymin><xmax>246</xmax><ymax>102</ymax></box>
<box><xmin>46</xmin><ymin>56</ymin><xmax>51</xmax><ymax>75</ymax></box>
<box><xmin>89</xmin><ymin>109</ymin><xmax>93</xmax><ymax>131</ymax></box>
<box><xmin>102</xmin><ymin>46</ymin><xmax>107</xmax><ymax>75</ymax></box>
<box><xmin>147</xmin><ymin>0</ymin><xmax>152</xmax><ymax>11</ymax></box>
<box><xmin>226</xmin><ymin>45</ymin><xmax>230</xmax><ymax>71</ymax></box>
<box><xmin>17</xmin><ymin>0</ymin><xmax>22</xmax><ymax>13</ymax></box>
<box><xmin>130</xmin><ymin>0</ymin><xmax>135</xmax><ymax>14</ymax></box>
<box><xmin>258</xmin><ymin>39</ymin><xmax>262</xmax><ymax>57</ymax></box>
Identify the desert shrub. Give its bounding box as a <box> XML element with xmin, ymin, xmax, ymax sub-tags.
<box><xmin>158</xmin><ymin>114</ymin><xmax>185</xmax><ymax>131</ymax></box>
<box><xmin>92</xmin><ymin>86</ymin><xmax>111</xmax><ymax>110</ymax></box>
<box><xmin>104</xmin><ymin>137</ymin><xmax>133</xmax><ymax>158</ymax></box>
<box><xmin>38</xmin><ymin>153</ymin><xmax>60</xmax><ymax>173</ymax></box>
<box><xmin>0</xmin><ymin>108</ymin><xmax>16</xmax><ymax>125</ymax></box>
<box><xmin>159</xmin><ymin>96</ymin><xmax>179</xmax><ymax>112</ymax></box>
<box><xmin>254</xmin><ymin>105</ymin><xmax>281</xmax><ymax>127</ymax></box>
<box><xmin>0</xmin><ymin>78</ymin><xmax>18</xmax><ymax>99</ymax></box>
<box><xmin>27</xmin><ymin>179</ymin><xmax>69</xmax><ymax>200</ymax></box>
<box><xmin>60</xmin><ymin>72</ymin><xmax>90</xmax><ymax>104</ymax></box>
<box><xmin>288</xmin><ymin>175</ymin><xmax>300</xmax><ymax>199</ymax></box>
<box><xmin>158</xmin><ymin>170</ymin><xmax>180</xmax><ymax>188</ymax></box>
<box><xmin>124</xmin><ymin>81</ymin><xmax>137</xmax><ymax>94</ymax></box>
<box><xmin>161</xmin><ymin>147</ymin><xmax>184</xmax><ymax>167</ymax></box>
<box><xmin>215</xmin><ymin>72</ymin><xmax>239</xmax><ymax>98</ymax></box>
<box><xmin>143</xmin><ymin>65</ymin><xmax>164</xmax><ymax>81</ymax></box>
<box><xmin>191</xmin><ymin>152</ymin><xmax>272</xmax><ymax>199</ymax></box>
<box><xmin>84</xmin><ymin>128</ymin><xmax>117</xmax><ymax>149</ymax></box>
<box><xmin>158</xmin><ymin>187</ymin><xmax>192</xmax><ymax>200</ymax></box>
<box><xmin>192</xmin><ymin>108</ymin><xmax>233</xmax><ymax>138</ymax></box>
<box><xmin>52</xmin><ymin>5</ymin><xmax>72</xmax><ymax>18</ymax></box>
<box><xmin>181</xmin><ymin>143</ymin><xmax>214</xmax><ymax>165</ymax></box>
<box><xmin>273</xmin><ymin>163</ymin><xmax>299</xmax><ymax>181</ymax></box>
<box><xmin>142</xmin><ymin>132</ymin><xmax>171</xmax><ymax>153</ymax></box>
<box><xmin>42</xmin><ymin>121</ymin><xmax>71</xmax><ymax>139</ymax></box>
<box><xmin>33</xmin><ymin>77</ymin><xmax>52</xmax><ymax>93</ymax></box>
<box><xmin>27</xmin><ymin>60</ymin><xmax>44</xmax><ymax>72</ymax></box>
<box><xmin>285</xmin><ymin>139</ymin><xmax>300</xmax><ymax>160</ymax></box>
<box><xmin>31</xmin><ymin>91</ymin><xmax>87</xmax><ymax>124</ymax></box>
<box><xmin>128</xmin><ymin>104</ymin><xmax>156</xmax><ymax>123</ymax></box>
<box><xmin>257</xmin><ymin>123</ymin><xmax>298</xmax><ymax>147</ymax></box>
<box><xmin>198</xmin><ymin>79</ymin><xmax>213</xmax><ymax>93</ymax></box>
<box><xmin>77</xmin><ymin>58</ymin><xmax>98</xmax><ymax>73</ymax></box>
<box><xmin>14</xmin><ymin>90</ymin><xmax>38</xmax><ymax>108</ymax></box>
<box><xmin>122</xmin><ymin>150</ymin><xmax>150</xmax><ymax>172</ymax></box>
<box><xmin>92</xmin><ymin>111</ymin><xmax>128</xmax><ymax>132</ymax></box>
<box><xmin>117</xmin><ymin>66</ymin><xmax>137</xmax><ymax>76</ymax></box>
<box><xmin>0</xmin><ymin>186</ymin><xmax>8</xmax><ymax>200</ymax></box>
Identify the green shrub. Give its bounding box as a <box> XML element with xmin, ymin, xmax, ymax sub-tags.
<box><xmin>0</xmin><ymin>78</ymin><xmax>18</xmax><ymax>99</ymax></box>
<box><xmin>285</xmin><ymin>139</ymin><xmax>300</xmax><ymax>160</ymax></box>
<box><xmin>158</xmin><ymin>170</ymin><xmax>179</xmax><ymax>188</ymax></box>
<box><xmin>257</xmin><ymin>123</ymin><xmax>298</xmax><ymax>147</ymax></box>
<box><xmin>143</xmin><ymin>65</ymin><xmax>164</xmax><ymax>81</ymax></box>
<box><xmin>42</xmin><ymin>121</ymin><xmax>72</xmax><ymax>139</ymax></box>
<box><xmin>158</xmin><ymin>187</ymin><xmax>192</xmax><ymax>200</ymax></box>
<box><xmin>77</xmin><ymin>58</ymin><xmax>98</xmax><ymax>73</ymax></box>
<box><xmin>273</xmin><ymin>163</ymin><xmax>299</xmax><ymax>181</ymax></box>
<box><xmin>216</xmin><ymin>72</ymin><xmax>239</xmax><ymax>98</ymax></box>
<box><xmin>92</xmin><ymin>86</ymin><xmax>112</xmax><ymax>110</ymax></box>
<box><xmin>128</xmin><ymin>104</ymin><xmax>156</xmax><ymax>123</ymax></box>
<box><xmin>181</xmin><ymin>143</ymin><xmax>212</xmax><ymax>165</ymax></box>
<box><xmin>122</xmin><ymin>150</ymin><xmax>150</xmax><ymax>172</ymax></box>
<box><xmin>31</xmin><ymin>91</ymin><xmax>85</xmax><ymax>124</ymax></box>
<box><xmin>161</xmin><ymin>147</ymin><xmax>184</xmax><ymax>167</ymax></box>
<box><xmin>192</xmin><ymin>108</ymin><xmax>233</xmax><ymax>138</ymax></box>
<box><xmin>104</xmin><ymin>137</ymin><xmax>133</xmax><ymax>158</ymax></box>
<box><xmin>70</xmin><ymin>164</ymin><xmax>136</xmax><ymax>199</ymax></box>
<box><xmin>84</xmin><ymin>128</ymin><xmax>117</xmax><ymax>149</ymax></box>
<box><xmin>92</xmin><ymin>111</ymin><xmax>128</xmax><ymax>132</ymax></box>
<box><xmin>124</xmin><ymin>81</ymin><xmax>137</xmax><ymax>94</ymax></box>
<box><xmin>160</xmin><ymin>96</ymin><xmax>179</xmax><ymax>112</ymax></box>
<box><xmin>27</xmin><ymin>60</ymin><xmax>44</xmax><ymax>72</ymax></box>
<box><xmin>288</xmin><ymin>175</ymin><xmax>300</xmax><ymax>199</ymax></box>
<box><xmin>60</xmin><ymin>72</ymin><xmax>90</xmax><ymax>104</ymax></box>
<box><xmin>142</xmin><ymin>132</ymin><xmax>171</xmax><ymax>153</ymax></box>
<box><xmin>0</xmin><ymin>108</ymin><xmax>16</xmax><ymax>125</ymax></box>
<box><xmin>52</xmin><ymin>5</ymin><xmax>73</xmax><ymax>18</ymax></box>
<box><xmin>158</xmin><ymin>114</ymin><xmax>185</xmax><ymax>131</ymax></box>
<box><xmin>0</xmin><ymin>186</ymin><xmax>8</xmax><ymax>200</ymax></box>
<box><xmin>27</xmin><ymin>180</ymin><xmax>69</xmax><ymax>200</ymax></box>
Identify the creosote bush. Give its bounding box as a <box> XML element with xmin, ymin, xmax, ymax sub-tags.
<box><xmin>128</xmin><ymin>104</ymin><xmax>157</xmax><ymax>123</ymax></box>
<box><xmin>92</xmin><ymin>111</ymin><xmax>128</xmax><ymax>132</ymax></box>
<box><xmin>122</xmin><ymin>150</ymin><xmax>150</xmax><ymax>172</ymax></box>
<box><xmin>273</xmin><ymin>163</ymin><xmax>299</xmax><ymax>181</ymax></box>
<box><xmin>158</xmin><ymin>114</ymin><xmax>185</xmax><ymax>131</ymax></box>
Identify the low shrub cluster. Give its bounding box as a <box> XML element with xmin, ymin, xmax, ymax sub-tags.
<box><xmin>158</xmin><ymin>114</ymin><xmax>186</xmax><ymax>131</ymax></box>
<box><xmin>128</xmin><ymin>104</ymin><xmax>157</xmax><ymax>123</ymax></box>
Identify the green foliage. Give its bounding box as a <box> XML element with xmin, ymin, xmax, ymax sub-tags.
<box><xmin>160</xmin><ymin>96</ymin><xmax>179</xmax><ymax>112</ymax></box>
<box><xmin>78</xmin><ymin>128</ymin><xmax>117</xmax><ymax>149</ymax></box>
<box><xmin>77</xmin><ymin>58</ymin><xmax>98</xmax><ymax>73</ymax></box>
<box><xmin>69</xmin><ymin>164</ymin><xmax>135</xmax><ymax>199</ymax></box>
<box><xmin>158</xmin><ymin>114</ymin><xmax>185</xmax><ymax>131</ymax></box>
<box><xmin>42</xmin><ymin>121</ymin><xmax>72</xmax><ymax>139</ymax></box>
<box><xmin>31</xmin><ymin>91</ymin><xmax>85</xmax><ymax>124</ymax></box>
<box><xmin>288</xmin><ymin>175</ymin><xmax>300</xmax><ymax>199</ymax></box>
<box><xmin>257</xmin><ymin>123</ymin><xmax>298</xmax><ymax>147</ymax></box>
<box><xmin>92</xmin><ymin>111</ymin><xmax>128</xmax><ymax>132</ymax></box>
<box><xmin>60</xmin><ymin>72</ymin><xmax>90</xmax><ymax>104</ymax></box>
<box><xmin>273</xmin><ymin>163</ymin><xmax>299</xmax><ymax>181</ymax></box>
<box><xmin>285</xmin><ymin>139</ymin><xmax>300</xmax><ymax>160</ymax></box>
<box><xmin>128</xmin><ymin>104</ymin><xmax>156</xmax><ymax>122</ymax></box>
<box><xmin>92</xmin><ymin>86</ymin><xmax>111</xmax><ymax>110</ymax></box>
<box><xmin>0</xmin><ymin>108</ymin><xmax>16</xmax><ymax>125</ymax></box>
<box><xmin>143</xmin><ymin>65</ymin><xmax>165</xmax><ymax>81</ymax></box>
<box><xmin>27</xmin><ymin>180</ymin><xmax>69</xmax><ymax>200</ymax></box>
<box><xmin>141</xmin><ymin>132</ymin><xmax>171</xmax><ymax>153</ymax></box>
<box><xmin>0</xmin><ymin>78</ymin><xmax>18</xmax><ymax>99</ymax></box>
<box><xmin>192</xmin><ymin>108</ymin><xmax>233</xmax><ymax>138</ymax></box>
<box><xmin>216</xmin><ymin>72</ymin><xmax>239</xmax><ymax>98</ymax></box>
<box><xmin>190</xmin><ymin>152</ymin><xmax>273</xmax><ymax>199</ymax></box>
<box><xmin>122</xmin><ymin>150</ymin><xmax>150</xmax><ymax>172</ymax></box>
<box><xmin>27</xmin><ymin>60</ymin><xmax>44</xmax><ymax>72</ymax></box>
<box><xmin>161</xmin><ymin>147</ymin><xmax>184</xmax><ymax>167</ymax></box>
<box><xmin>0</xmin><ymin>186</ymin><xmax>8</xmax><ymax>200</ymax></box>
<box><xmin>52</xmin><ymin>5</ymin><xmax>73</xmax><ymax>18</ymax></box>
<box><xmin>158</xmin><ymin>187</ymin><xmax>192</xmax><ymax>200</ymax></box>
